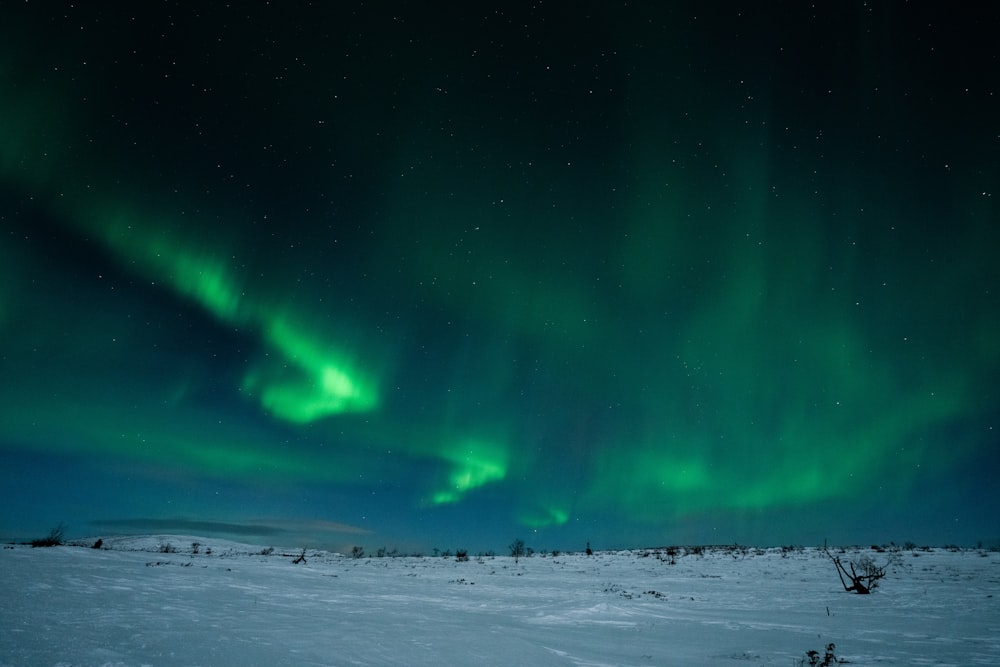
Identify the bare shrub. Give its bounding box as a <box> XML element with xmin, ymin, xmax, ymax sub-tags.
<box><xmin>509</xmin><ymin>538</ymin><xmax>526</xmax><ymax>563</ymax></box>
<box><xmin>31</xmin><ymin>523</ymin><xmax>66</xmax><ymax>548</ymax></box>
<box><xmin>797</xmin><ymin>642</ymin><xmax>845</xmax><ymax>666</ymax></box>
<box><xmin>826</xmin><ymin>548</ymin><xmax>898</xmax><ymax>594</ymax></box>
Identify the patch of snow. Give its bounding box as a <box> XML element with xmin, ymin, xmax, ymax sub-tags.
<box><xmin>2</xmin><ymin>541</ymin><xmax>998</xmax><ymax>665</ymax></box>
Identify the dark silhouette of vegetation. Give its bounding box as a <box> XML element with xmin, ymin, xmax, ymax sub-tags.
<box><xmin>509</xmin><ymin>538</ymin><xmax>526</xmax><ymax>563</ymax></box>
<box><xmin>92</xmin><ymin>538</ymin><xmax>103</xmax><ymax>549</ymax></box>
<box><xmin>31</xmin><ymin>523</ymin><xmax>66</xmax><ymax>548</ymax></box>
<box><xmin>455</xmin><ymin>549</ymin><xmax>469</xmax><ymax>562</ymax></box>
<box><xmin>585</xmin><ymin>541</ymin><xmax>593</xmax><ymax>556</ymax></box>
<box><xmin>350</xmin><ymin>545</ymin><xmax>364</xmax><ymax>559</ymax></box>
<box><xmin>826</xmin><ymin>549</ymin><xmax>891</xmax><ymax>594</ymax></box>
<box><xmin>292</xmin><ymin>548</ymin><xmax>307</xmax><ymax>564</ymax></box>
<box><xmin>797</xmin><ymin>642</ymin><xmax>845</xmax><ymax>666</ymax></box>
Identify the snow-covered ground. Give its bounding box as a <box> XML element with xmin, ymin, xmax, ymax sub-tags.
<box><xmin>2</xmin><ymin>537</ymin><xmax>998</xmax><ymax>666</ymax></box>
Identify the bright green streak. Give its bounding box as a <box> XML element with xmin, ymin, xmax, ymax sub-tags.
<box><xmin>245</xmin><ymin>317</ymin><xmax>378</xmax><ymax>423</ymax></box>
<box><xmin>0</xmin><ymin>65</ymin><xmax>381</xmax><ymax>425</ymax></box>
<box><xmin>167</xmin><ymin>249</ymin><xmax>245</xmax><ymax>322</ymax></box>
<box><xmin>92</xmin><ymin>209</ymin><xmax>380</xmax><ymax>422</ymax></box>
<box><xmin>431</xmin><ymin>439</ymin><xmax>508</xmax><ymax>505</ymax></box>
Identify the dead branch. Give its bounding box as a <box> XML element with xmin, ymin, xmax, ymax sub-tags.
<box><xmin>825</xmin><ymin>549</ymin><xmax>888</xmax><ymax>594</ymax></box>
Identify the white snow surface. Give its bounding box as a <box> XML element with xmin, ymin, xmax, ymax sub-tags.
<box><xmin>2</xmin><ymin>537</ymin><xmax>998</xmax><ymax>666</ymax></box>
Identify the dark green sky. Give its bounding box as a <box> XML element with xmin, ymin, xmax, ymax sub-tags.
<box><xmin>1</xmin><ymin>2</ymin><xmax>997</xmax><ymax>552</ymax></box>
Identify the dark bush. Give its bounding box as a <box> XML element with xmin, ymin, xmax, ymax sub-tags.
<box><xmin>798</xmin><ymin>642</ymin><xmax>844</xmax><ymax>666</ymax></box>
<box><xmin>826</xmin><ymin>549</ymin><xmax>897</xmax><ymax>594</ymax></box>
<box><xmin>509</xmin><ymin>538</ymin><xmax>526</xmax><ymax>563</ymax></box>
<box><xmin>31</xmin><ymin>524</ymin><xmax>66</xmax><ymax>548</ymax></box>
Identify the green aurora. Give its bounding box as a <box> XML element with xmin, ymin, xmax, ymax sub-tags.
<box><xmin>0</xmin><ymin>3</ymin><xmax>997</xmax><ymax>551</ymax></box>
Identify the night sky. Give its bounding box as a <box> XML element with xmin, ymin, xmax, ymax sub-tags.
<box><xmin>2</xmin><ymin>3</ymin><xmax>998</xmax><ymax>553</ymax></box>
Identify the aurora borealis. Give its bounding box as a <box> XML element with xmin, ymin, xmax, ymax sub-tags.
<box><xmin>1</xmin><ymin>3</ymin><xmax>997</xmax><ymax>552</ymax></box>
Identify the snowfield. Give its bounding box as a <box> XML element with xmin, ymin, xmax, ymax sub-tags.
<box><xmin>2</xmin><ymin>537</ymin><xmax>998</xmax><ymax>666</ymax></box>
